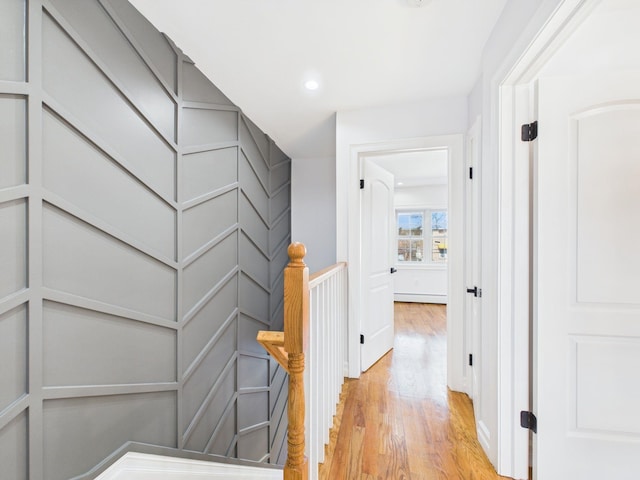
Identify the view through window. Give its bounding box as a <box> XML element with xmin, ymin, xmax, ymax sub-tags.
<box><xmin>397</xmin><ymin>210</ymin><xmax>448</xmax><ymax>264</ymax></box>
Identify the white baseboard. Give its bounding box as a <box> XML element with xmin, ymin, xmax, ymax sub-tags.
<box><xmin>394</xmin><ymin>294</ymin><xmax>447</xmax><ymax>304</ymax></box>
<box><xmin>95</xmin><ymin>452</ymin><xmax>282</xmax><ymax>480</ymax></box>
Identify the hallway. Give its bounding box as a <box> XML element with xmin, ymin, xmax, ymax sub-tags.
<box><xmin>318</xmin><ymin>302</ymin><xmax>510</xmax><ymax>479</ymax></box>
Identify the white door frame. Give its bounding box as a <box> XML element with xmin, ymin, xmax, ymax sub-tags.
<box><xmin>495</xmin><ymin>0</ymin><xmax>599</xmax><ymax>476</ymax></box>
<box><xmin>346</xmin><ymin>134</ymin><xmax>464</xmax><ymax>388</ymax></box>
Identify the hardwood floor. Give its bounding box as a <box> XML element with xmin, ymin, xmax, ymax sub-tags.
<box><xmin>318</xmin><ymin>302</ymin><xmax>511</xmax><ymax>480</ymax></box>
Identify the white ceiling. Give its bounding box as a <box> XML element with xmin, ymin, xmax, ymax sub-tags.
<box><xmin>129</xmin><ymin>0</ymin><xmax>508</xmax><ymax>159</ymax></box>
<box><xmin>370</xmin><ymin>149</ymin><xmax>448</xmax><ymax>187</ymax></box>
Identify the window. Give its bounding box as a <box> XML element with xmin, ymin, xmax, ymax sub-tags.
<box><xmin>396</xmin><ymin>209</ymin><xmax>447</xmax><ymax>264</ymax></box>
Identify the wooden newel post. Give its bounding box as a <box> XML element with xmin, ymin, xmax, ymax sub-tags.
<box><xmin>284</xmin><ymin>242</ymin><xmax>309</xmax><ymax>480</ymax></box>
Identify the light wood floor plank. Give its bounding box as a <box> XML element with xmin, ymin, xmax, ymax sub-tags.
<box><xmin>318</xmin><ymin>302</ymin><xmax>512</xmax><ymax>480</ymax></box>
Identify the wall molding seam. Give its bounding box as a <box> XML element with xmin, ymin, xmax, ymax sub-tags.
<box><xmin>240</xmin><ymin>115</ymin><xmax>269</xmax><ymax>166</ymax></box>
<box><xmin>269</xmin><ymin>157</ymin><xmax>291</xmax><ymax>170</ymax></box>
<box><xmin>269</xmin><ymin>370</ymin><xmax>288</xmax><ymax>418</ymax></box>
<box><xmin>182</xmin><ymin>317</ymin><xmax>238</xmax><ymax>382</ymax></box>
<box><xmin>42</xmin><ymin>99</ymin><xmax>178</xmax><ymax>207</ymax></box>
<box><xmin>41</xmin><ymin>383</ymin><xmax>177</xmax><ymax>400</ymax></box>
<box><xmin>182</xmin><ymin>140</ymin><xmax>239</xmax><ymax>156</ymax></box>
<box><xmin>240</xmin><ymin>228</ymin><xmax>271</xmax><ymax>261</ymax></box>
<box><xmin>42</xmin><ymin>193</ymin><xmax>178</xmax><ymax>267</ymax></box>
<box><xmin>0</xmin><ymin>81</ymin><xmax>29</xmax><ymax>94</ymax></box>
<box><xmin>270</xmin><ymin>398</ymin><xmax>288</xmax><ymax>448</ymax></box>
<box><xmin>42</xmin><ymin>2</ymin><xmax>179</xmax><ymax>148</ymax></box>
<box><xmin>181</xmin><ymin>183</ymin><xmax>239</xmax><ymax>211</ymax></box>
<box><xmin>240</xmin><ymin>189</ymin><xmax>270</xmax><ymax>228</ymax></box>
<box><xmin>237</xmin><ymin>308</ymin><xmax>271</xmax><ymax>328</ymax></box>
<box><xmin>0</xmin><ymin>290</ymin><xmax>29</xmax><ymax>316</ymax></box>
<box><xmin>0</xmin><ymin>395</ymin><xmax>29</xmax><ymax>431</ymax></box>
<box><xmin>182</xmin><ymin>355</ymin><xmax>236</xmax><ymax>445</ymax></box>
<box><xmin>0</xmin><ymin>185</ymin><xmax>29</xmax><ymax>203</ymax></box>
<box><xmin>181</xmin><ymin>227</ymin><xmax>239</xmax><ymax>268</ymax></box>
<box><xmin>181</xmin><ymin>275</ymin><xmax>238</xmax><ymax>326</ymax></box>
<box><xmin>269</xmin><ymin>209</ymin><xmax>290</xmax><ymax>233</ymax></box>
<box><xmin>42</xmin><ymin>289</ymin><xmax>177</xmax><ymax>329</ymax></box>
<box><xmin>237</xmin><ymin>350</ymin><xmax>269</xmax><ymax>361</ymax></box>
<box><xmin>238</xmin><ymin>421</ymin><xmax>270</xmax><ymax>437</ymax></box>
<box><xmin>240</xmin><ymin>270</ymin><xmax>271</xmax><ymax>296</ymax></box>
<box><xmin>238</xmin><ymin>386</ymin><xmax>270</xmax><ymax>395</ymax></box>
<box><xmin>203</xmin><ymin>392</ymin><xmax>239</xmax><ymax>454</ymax></box>
<box><xmin>269</xmin><ymin>232</ymin><xmax>290</xmax><ymax>261</ymax></box>
<box><xmin>240</xmin><ymin>150</ymin><xmax>270</xmax><ymax>197</ymax></box>
<box><xmin>182</xmin><ymin>100</ymin><xmax>239</xmax><ymax>112</ymax></box>
<box><xmin>269</xmin><ymin>180</ymin><xmax>290</xmax><ymax>199</ymax></box>
<box><xmin>259</xmin><ymin>452</ymin><xmax>271</xmax><ymax>464</ymax></box>
<box><xmin>97</xmin><ymin>0</ymin><xmax>179</xmax><ymax>105</ymax></box>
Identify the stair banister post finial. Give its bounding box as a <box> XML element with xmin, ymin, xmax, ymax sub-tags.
<box><xmin>284</xmin><ymin>242</ymin><xmax>309</xmax><ymax>480</ymax></box>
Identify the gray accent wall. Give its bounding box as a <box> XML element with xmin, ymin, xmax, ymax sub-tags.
<box><xmin>0</xmin><ymin>0</ymin><xmax>290</xmax><ymax>478</ymax></box>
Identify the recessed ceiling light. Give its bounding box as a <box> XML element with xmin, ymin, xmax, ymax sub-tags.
<box><xmin>397</xmin><ymin>182</ymin><xmax>404</xmax><ymax>186</ymax></box>
<box><xmin>304</xmin><ymin>80</ymin><xmax>319</xmax><ymax>91</ymax></box>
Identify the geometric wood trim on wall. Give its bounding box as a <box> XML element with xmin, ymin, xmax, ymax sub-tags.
<box><xmin>0</xmin><ymin>1</ymin><xmax>291</xmax><ymax>478</ymax></box>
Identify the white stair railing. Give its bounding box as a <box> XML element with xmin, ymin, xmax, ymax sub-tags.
<box><xmin>305</xmin><ymin>261</ymin><xmax>348</xmax><ymax>479</ymax></box>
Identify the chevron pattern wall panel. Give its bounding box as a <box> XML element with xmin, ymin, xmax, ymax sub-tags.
<box><xmin>0</xmin><ymin>1</ymin><xmax>291</xmax><ymax>478</ymax></box>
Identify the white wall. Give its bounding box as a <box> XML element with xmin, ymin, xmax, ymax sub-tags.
<box><xmin>393</xmin><ymin>185</ymin><xmax>448</xmax><ymax>303</ymax></box>
<box><xmin>291</xmin><ymin>156</ymin><xmax>336</xmax><ymax>274</ymax></box>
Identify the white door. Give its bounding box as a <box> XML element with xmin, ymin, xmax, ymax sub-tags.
<box><xmin>361</xmin><ymin>159</ymin><xmax>395</xmax><ymax>372</ymax></box>
<box><xmin>534</xmin><ymin>71</ymin><xmax>640</xmax><ymax>479</ymax></box>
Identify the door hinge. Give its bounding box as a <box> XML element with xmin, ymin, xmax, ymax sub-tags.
<box><xmin>360</xmin><ymin>179</ymin><xmax>364</xmax><ymax>189</ymax></box>
<box><xmin>521</xmin><ymin>121</ymin><xmax>538</xmax><ymax>142</ymax></box>
<box><xmin>469</xmin><ymin>167</ymin><xmax>473</xmax><ymax>179</ymax></box>
<box><xmin>469</xmin><ymin>354</ymin><xmax>473</xmax><ymax>366</ymax></box>
<box><xmin>520</xmin><ymin>411</ymin><xmax>537</xmax><ymax>433</ymax></box>
<box><xmin>360</xmin><ymin>334</ymin><xmax>365</xmax><ymax>344</ymax></box>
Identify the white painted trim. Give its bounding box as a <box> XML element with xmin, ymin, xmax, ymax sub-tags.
<box><xmin>494</xmin><ymin>1</ymin><xmax>598</xmax><ymax>478</ymax></box>
<box><xmin>346</xmin><ymin>135</ymin><xmax>464</xmax><ymax>389</ymax></box>
<box><xmin>94</xmin><ymin>453</ymin><xmax>282</xmax><ymax>479</ymax></box>
<box><xmin>394</xmin><ymin>293</ymin><xmax>447</xmax><ymax>304</ymax></box>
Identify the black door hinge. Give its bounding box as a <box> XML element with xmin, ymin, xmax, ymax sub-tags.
<box><xmin>360</xmin><ymin>179</ymin><xmax>364</xmax><ymax>189</ymax></box>
<box><xmin>520</xmin><ymin>411</ymin><xmax>537</xmax><ymax>433</ymax></box>
<box><xmin>521</xmin><ymin>121</ymin><xmax>538</xmax><ymax>142</ymax></box>
<box><xmin>469</xmin><ymin>167</ymin><xmax>473</xmax><ymax>179</ymax></box>
<box><xmin>469</xmin><ymin>354</ymin><xmax>473</xmax><ymax>366</ymax></box>
<box><xmin>360</xmin><ymin>334</ymin><xmax>365</xmax><ymax>344</ymax></box>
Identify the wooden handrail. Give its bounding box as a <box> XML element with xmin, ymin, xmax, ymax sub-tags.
<box><xmin>257</xmin><ymin>242</ymin><xmax>309</xmax><ymax>480</ymax></box>
<box><xmin>309</xmin><ymin>261</ymin><xmax>347</xmax><ymax>288</ymax></box>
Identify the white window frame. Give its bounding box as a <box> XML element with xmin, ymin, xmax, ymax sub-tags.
<box><xmin>395</xmin><ymin>208</ymin><xmax>448</xmax><ymax>266</ymax></box>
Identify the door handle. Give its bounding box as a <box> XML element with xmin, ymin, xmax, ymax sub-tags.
<box><xmin>466</xmin><ymin>286</ymin><xmax>481</xmax><ymax>297</ymax></box>
<box><xmin>390</xmin><ymin>267</ymin><xmax>397</xmax><ymax>274</ymax></box>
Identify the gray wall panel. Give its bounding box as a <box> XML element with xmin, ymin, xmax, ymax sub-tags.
<box><xmin>182</xmin><ymin>107</ymin><xmax>238</xmax><ymax>147</ymax></box>
<box><xmin>182</xmin><ymin>232</ymin><xmax>237</xmax><ymax>314</ymax></box>
<box><xmin>183</xmin><ymin>275</ymin><xmax>237</xmax><ymax>372</ymax></box>
<box><xmin>105</xmin><ymin>0</ymin><xmax>177</xmax><ymax>94</ymax></box>
<box><xmin>1</xmin><ymin>1</ymin><xmax>291</xmax><ymax>475</ymax></box>
<box><xmin>182</xmin><ymin>147</ymin><xmax>237</xmax><ymax>202</ymax></box>
<box><xmin>239</xmin><ymin>274</ymin><xmax>269</xmax><ymax>324</ymax></box>
<box><xmin>238</xmin><ymin>356</ymin><xmax>269</xmax><ymax>390</ymax></box>
<box><xmin>48</xmin><ymin>0</ymin><xmax>176</xmax><ymax>141</ymax></box>
<box><xmin>182</xmin><ymin>62</ymin><xmax>233</xmax><ymax>106</ymax></box>
<box><xmin>0</xmin><ymin>95</ymin><xmax>26</xmax><ymax>188</ymax></box>
<box><xmin>0</xmin><ymin>410</ymin><xmax>28</xmax><ymax>480</ymax></box>
<box><xmin>183</xmin><ymin>190</ymin><xmax>237</xmax><ymax>258</ymax></box>
<box><xmin>43</xmin><ymin>301</ymin><xmax>176</xmax><ymax>386</ymax></box>
<box><xmin>42</xmin><ymin>12</ymin><xmax>175</xmax><ymax>200</ymax></box>
<box><xmin>42</xmin><ymin>205</ymin><xmax>176</xmax><ymax>320</ymax></box>
<box><xmin>182</xmin><ymin>322</ymin><xmax>236</xmax><ymax>426</ymax></box>
<box><xmin>183</xmin><ymin>367</ymin><xmax>235</xmax><ymax>452</ymax></box>
<box><xmin>237</xmin><ymin>426</ymin><xmax>269</xmax><ymax>463</ymax></box>
<box><xmin>43</xmin><ymin>392</ymin><xmax>177</xmax><ymax>480</ymax></box>
<box><xmin>0</xmin><ymin>199</ymin><xmax>27</xmax><ymax>300</ymax></box>
<box><xmin>239</xmin><ymin>195</ymin><xmax>269</xmax><ymax>254</ymax></box>
<box><xmin>42</xmin><ymin>109</ymin><xmax>176</xmax><ymax>260</ymax></box>
<box><xmin>0</xmin><ymin>0</ymin><xmax>25</xmax><ymax>81</ymax></box>
<box><xmin>0</xmin><ymin>305</ymin><xmax>27</xmax><ymax>413</ymax></box>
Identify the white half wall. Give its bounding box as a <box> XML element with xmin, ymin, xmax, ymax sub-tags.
<box><xmin>291</xmin><ymin>156</ymin><xmax>336</xmax><ymax>274</ymax></box>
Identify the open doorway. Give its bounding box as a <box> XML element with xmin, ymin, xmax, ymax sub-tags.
<box><xmin>346</xmin><ymin>134</ymin><xmax>465</xmax><ymax>392</ymax></box>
